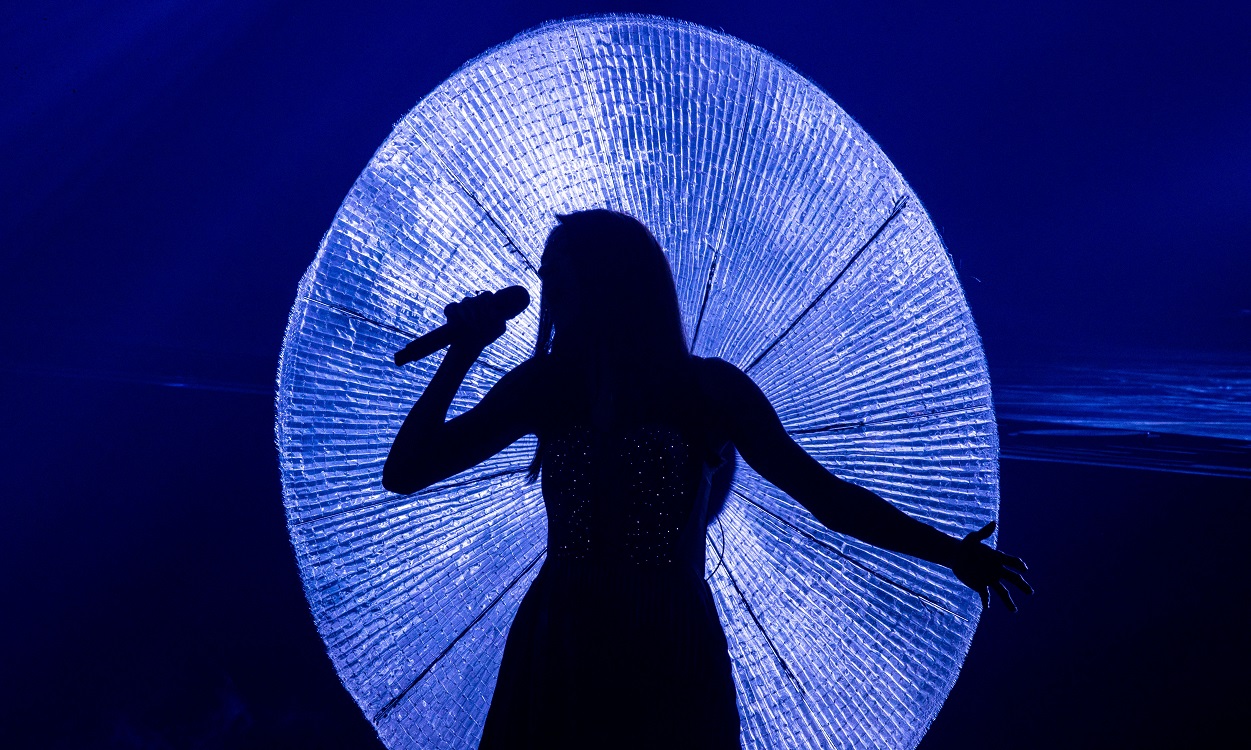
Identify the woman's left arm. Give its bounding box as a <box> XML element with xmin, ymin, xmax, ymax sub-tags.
<box><xmin>702</xmin><ymin>357</ymin><xmax>1031</xmax><ymax>610</ymax></box>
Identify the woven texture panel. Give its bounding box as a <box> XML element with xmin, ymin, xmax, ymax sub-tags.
<box><xmin>277</xmin><ymin>15</ymin><xmax>998</xmax><ymax>749</ymax></box>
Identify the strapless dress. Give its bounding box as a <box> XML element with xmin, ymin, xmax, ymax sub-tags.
<box><xmin>477</xmin><ymin>423</ymin><xmax>741</xmax><ymax>749</ymax></box>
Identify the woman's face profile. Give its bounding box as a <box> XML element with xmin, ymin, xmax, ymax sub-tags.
<box><xmin>539</xmin><ymin>248</ymin><xmax>582</xmax><ymax>333</ymax></box>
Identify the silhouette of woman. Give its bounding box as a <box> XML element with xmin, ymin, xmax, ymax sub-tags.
<box><xmin>383</xmin><ymin>209</ymin><xmax>1030</xmax><ymax>750</ymax></box>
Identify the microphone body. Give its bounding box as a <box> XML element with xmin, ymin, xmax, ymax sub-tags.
<box><xmin>394</xmin><ymin>286</ymin><xmax>530</xmax><ymax>366</ymax></box>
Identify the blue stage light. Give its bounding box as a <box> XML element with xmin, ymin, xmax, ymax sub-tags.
<box><xmin>277</xmin><ymin>15</ymin><xmax>998</xmax><ymax>749</ymax></box>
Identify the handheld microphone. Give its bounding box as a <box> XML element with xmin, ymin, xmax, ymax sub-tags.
<box><xmin>393</xmin><ymin>286</ymin><xmax>530</xmax><ymax>366</ymax></box>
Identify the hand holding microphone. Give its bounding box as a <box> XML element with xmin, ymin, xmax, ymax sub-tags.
<box><xmin>394</xmin><ymin>286</ymin><xmax>530</xmax><ymax>366</ymax></box>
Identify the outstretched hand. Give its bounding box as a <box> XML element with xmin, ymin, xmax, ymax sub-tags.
<box><xmin>444</xmin><ymin>291</ymin><xmax>508</xmax><ymax>352</ymax></box>
<box><xmin>951</xmin><ymin>522</ymin><xmax>1032</xmax><ymax>612</ymax></box>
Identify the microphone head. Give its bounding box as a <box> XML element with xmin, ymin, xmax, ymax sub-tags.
<box><xmin>493</xmin><ymin>285</ymin><xmax>531</xmax><ymax>319</ymax></box>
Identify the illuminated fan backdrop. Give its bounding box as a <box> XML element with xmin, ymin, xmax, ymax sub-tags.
<box><xmin>276</xmin><ymin>14</ymin><xmax>998</xmax><ymax>750</ymax></box>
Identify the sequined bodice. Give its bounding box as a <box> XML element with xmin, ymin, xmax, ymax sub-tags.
<box><xmin>541</xmin><ymin>424</ymin><xmax>710</xmax><ymax>570</ymax></box>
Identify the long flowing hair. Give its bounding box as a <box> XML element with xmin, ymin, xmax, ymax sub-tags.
<box><xmin>526</xmin><ymin>209</ymin><xmax>697</xmax><ymax>481</ymax></box>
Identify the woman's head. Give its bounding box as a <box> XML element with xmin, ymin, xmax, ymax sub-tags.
<box><xmin>527</xmin><ymin>210</ymin><xmax>695</xmax><ymax>481</ymax></box>
<box><xmin>534</xmin><ymin>209</ymin><xmax>687</xmax><ymax>366</ymax></box>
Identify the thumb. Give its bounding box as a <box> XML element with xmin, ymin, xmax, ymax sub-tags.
<box><xmin>970</xmin><ymin>521</ymin><xmax>995</xmax><ymax>543</ymax></box>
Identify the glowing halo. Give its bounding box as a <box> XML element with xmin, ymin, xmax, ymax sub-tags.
<box><xmin>277</xmin><ymin>14</ymin><xmax>998</xmax><ymax>749</ymax></box>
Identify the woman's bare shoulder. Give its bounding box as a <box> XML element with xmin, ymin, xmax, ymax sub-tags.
<box><xmin>476</xmin><ymin>356</ymin><xmax>550</xmax><ymax>425</ymax></box>
<box><xmin>692</xmin><ymin>355</ymin><xmax>749</xmax><ymax>390</ymax></box>
<box><xmin>506</xmin><ymin>354</ymin><xmax>546</xmax><ymax>378</ymax></box>
<box><xmin>495</xmin><ymin>355</ymin><xmax>549</xmax><ymax>395</ymax></box>
<box><xmin>691</xmin><ymin>355</ymin><xmax>780</xmax><ymax>435</ymax></box>
<box><xmin>691</xmin><ymin>355</ymin><xmax>759</xmax><ymax>409</ymax></box>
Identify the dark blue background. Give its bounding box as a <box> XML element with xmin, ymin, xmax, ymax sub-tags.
<box><xmin>3</xmin><ymin>2</ymin><xmax>1247</xmax><ymax>747</ymax></box>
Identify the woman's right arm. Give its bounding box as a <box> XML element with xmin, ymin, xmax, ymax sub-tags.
<box><xmin>382</xmin><ymin>296</ymin><xmax>538</xmax><ymax>495</ymax></box>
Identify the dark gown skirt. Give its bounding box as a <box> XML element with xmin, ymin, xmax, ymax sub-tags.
<box><xmin>478</xmin><ymin>559</ymin><xmax>741</xmax><ymax>750</ymax></box>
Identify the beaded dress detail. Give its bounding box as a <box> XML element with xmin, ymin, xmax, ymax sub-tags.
<box><xmin>477</xmin><ymin>423</ymin><xmax>741</xmax><ymax>749</ymax></box>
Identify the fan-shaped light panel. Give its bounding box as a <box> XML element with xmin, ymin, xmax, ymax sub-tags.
<box><xmin>277</xmin><ymin>15</ymin><xmax>998</xmax><ymax>750</ymax></box>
